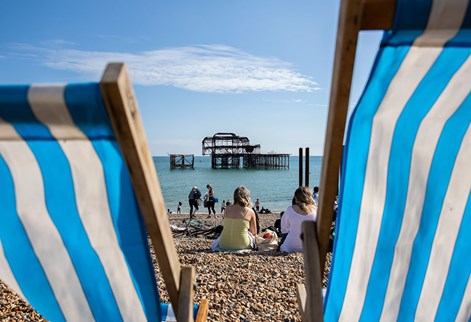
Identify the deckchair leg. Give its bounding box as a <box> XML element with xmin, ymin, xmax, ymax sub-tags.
<box><xmin>301</xmin><ymin>221</ymin><xmax>324</xmax><ymax>322</ymax></box>
<box><xmin>296</xmin><ymin>283</ymin><xmax>307</xmax><ymax>317</ymax></box>
<box><xmin>195</xmin><ymin>299</ymin><xmax>209</xmax><ymax>322</ymax></box>
<box><xmin>177</xmin><ymin>266</ymin><xmax>195</xmax><ymax>322</ymax></box>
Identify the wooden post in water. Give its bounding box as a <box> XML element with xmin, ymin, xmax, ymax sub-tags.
<box><xmin>299</xmin><ymin>148</ymin><xmax>303</xmax><ymax>187</ymax></box>
<box><xmin>305</xmin><ymin>147</ymin><xmax>310</xmax><ymax>187</ymax></box>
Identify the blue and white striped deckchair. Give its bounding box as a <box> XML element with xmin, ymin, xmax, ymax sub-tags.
<box><xmin>0</xmin><ymin>63</ymin><xmax>208</xmax><ymax>321</ymax></box>
<box><xmin>300</xmin><ymin>0</ymin><xmax>471</xmax><ymax>321</ymax></box>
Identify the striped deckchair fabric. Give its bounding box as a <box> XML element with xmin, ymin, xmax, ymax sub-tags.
<box><xmin>322</xmin><ymin>0</ymin><xmax>471</xmax><ymax>321</ymax></box>
<box><xmin>0</xmin><ymin>64</ymin><xmax>206</xmax><ymax>321</ymax></box>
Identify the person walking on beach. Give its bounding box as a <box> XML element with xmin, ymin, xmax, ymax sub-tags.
<box><xmin>280</xmin><ymin>187</ymin><xmax>317</xmax><ymax>253</ymax></box>
<box><xmin>206</xmin><ymin>184</ymin><xmax>216</xmax><ymax>218</ymax></box>
<box><xmin>221</xmin><ymin>200</ymin><xmax>226</xmax><ymax>214</ymax></box>
<box><xmin>188</xmin><ymin>186</ymin><xmax>201</xmax><ymax>218</ymax></box>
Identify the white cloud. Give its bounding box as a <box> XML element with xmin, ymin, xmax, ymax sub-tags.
<box><xmin>311</xmin><ymin>103</ymin><xmax>328</xmax><ymax>108</ymax></box>
<box><xmin>39</xmin><ymin>39</ymin><xmax>77</xmax><ymax>48</ymax></box>
<box><xmin>262</xmin><ymin>98</ymin><xmax>327</xmax><ymax>108</ymax></box>
<box><xmin>9</xmin><ymin>43</ymin><xmax>320</xmax><ymax>93</ymax></box>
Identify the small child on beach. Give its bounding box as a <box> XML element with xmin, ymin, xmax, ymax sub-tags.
<box><xmin>177</xmin><ymin>201</ymin><xmax>182</xmax><ymax>214</ymax></box>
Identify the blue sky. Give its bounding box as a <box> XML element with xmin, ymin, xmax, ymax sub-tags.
<box><xmin>0</xmin><ymin>0</ymin><xmax>382</xmax><ymax>156</ymax></box>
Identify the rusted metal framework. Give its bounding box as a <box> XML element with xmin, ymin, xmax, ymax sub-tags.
<box><xmin>202</xmin><ymin>133</ymin><xmax>261</xmax><ymax>155</ymax></box>
<box><xmin>243</xmin><ymin>154</ymin><xmax>290</xmax><ymax>169</ymax></box>
<box><xmin>202</xmin><ymin>132</ymin><xmax>289</xmax><ymax>169</ymax></box>
<box><xmin>169</xmin><ymin>154</ymin><xmax>194</xmax><ymax>170</ymax></box>
<box><xmin>211</xmin><ymin>154</ymin><xmax>241</xmax><ymax>168</ymax></box>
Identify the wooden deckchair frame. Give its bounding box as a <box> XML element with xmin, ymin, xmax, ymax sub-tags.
<box><xmin>100</xmin><ymin>63</ymin><xmax>207</xmax><ymax>322</ymax></box>
<box><xmin>299</xmin><ymin>0</ymin><xmax>396</xmax><ymax>321</ymax></box>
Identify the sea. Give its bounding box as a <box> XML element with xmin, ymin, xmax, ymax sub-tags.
<box><xmin>153</xmin><ymin>156</ymin><xmax>322</xmax><ymax>213</ymax></box>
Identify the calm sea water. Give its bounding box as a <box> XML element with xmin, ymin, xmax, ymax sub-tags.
<box><xmin>153</xmin><ymin>156</ymin><xmax>322</xmax><ymax>212</ymax></box>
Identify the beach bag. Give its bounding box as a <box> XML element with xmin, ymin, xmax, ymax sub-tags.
<box><xmin>255</xmin><ymin>229</ymin><xmax>278</xmax><ymax>251</ymax></box>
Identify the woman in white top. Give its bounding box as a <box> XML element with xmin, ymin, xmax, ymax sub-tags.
<box><xmin>280</xmin><ymin>186</ymin><xmax>317</xmax><ymax>253</ymax></box>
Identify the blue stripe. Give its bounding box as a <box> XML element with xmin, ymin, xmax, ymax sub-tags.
<box><xmin>159</xmin><ymin>303</ymin><xmax>200</xmax><ymax>321</ymax></box>
<box><xmin>29</xmin><ymin>141</ymin><xmax>123</xmax><ymax>320</ymax></box>
<box><xmin>65</xmin><ymin>84</ymin><xmax>161</xmax><ymax>321</ymax></box>
<box><xmin>0</xmin><ymin>86</ymin><xmax>51</xmax><ymax>139</ymax></box>
<box><xmin>392</xmin><ymin>0</ymin><xmax>433</xmax><ymax>31</ymax></box>
<box><xmin>460</xmin><ymin>1</ymin><xmax>471</xmax><ymax>29</ymax></box>
<box><xmin>324</xmin><ymin>44</ymin><xmax>411</xmax><ymax>321</ymax></box>
<box><xmin>398</xmin><ymin>94</ymin><xmax>471</xmax><ymax>320</ymax></box>
<box><xmin>160</xmin><ymin>303</ymin><xmax>169</xmax><ymax>320</ymax></box>
<box><xmin>360</xmin><ymin>48</ymin><xmax>471</xmax><ymax>321</ymax></box>
<box><xmin>383</xmin><ymin>0</ymin><xmax>432</xmax><ymax>46</ymax></box>
<box><xmin>60</xmin><ymin>83</ymin><xmax>115</xmax><ymax>139</ymax></box>
<box><xmin>436</xmin><ymin>192</ymin><xmax>471</xmax><ymax>321</ymax></box>
<box><xmin>1</xmin><ymin>86</ymin><xmax>124</xmax><ymax>320</ymax></box>
<box><xmin>0</xmin><ymin>156</ymin><xmax>65</xmax><ymax>321</ymax></box>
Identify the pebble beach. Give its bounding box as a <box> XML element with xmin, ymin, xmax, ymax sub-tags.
<box><xmin>0</xmin><ymin>212</ymin><xmax>331</xmax><ymax>321</ymax></box>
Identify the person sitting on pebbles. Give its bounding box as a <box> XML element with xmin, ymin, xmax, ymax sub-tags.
<box><xmin>279</xmin><ymin>186</ymin><xmax>317</xmax><ymax>253</ymax></box>
<box><xmin>212</xmin><ymin>186</ymin><xmax>257</xmax><ymax>251</ymax></box>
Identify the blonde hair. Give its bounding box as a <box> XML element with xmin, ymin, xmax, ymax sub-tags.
<box><xmin>233</xmin><ymin>186</ymin><xmax>252</xmax><ymax>207</ymax></box>
<box><xmin>293</xmin><ymin>186</ymin><xmax>316</xmax><ymax>214</ymax></box>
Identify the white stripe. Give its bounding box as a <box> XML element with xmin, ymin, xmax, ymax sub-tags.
<box><xmin>0</xmin><ymin>118</ymin><xmax>94</xmax><ymax>321</ymax></box>
<box><xmin>456</xmin><ymin>277</ymin><xmax>471</xmax><ymax>321</ymax></box>
<box><xmin>339</xmin><ymin>1</ymin><xmax>468</xmax><ymax>319</ymax></box>
<box><xmin>0</xmin><ymin>240</ymin><xmax>26</xmax><ymax>300</ymax></box>
<box><xmin>28</xmin><ymin>85</ymin><xmax>147</xmax><ymax>322</ymax></box>
<box><xmin>415</xmin><ymin>0</ymin><xmax>470</xmax><ymax>46</ymax></box>
<box><xmin>165</xmin><ymin>304</ymin><xmax>177</xmax><ymax>322</ymax></box>
<box><xmin>381</xmin><ymin>57</ymin><xmax>471</xmax><ymax>321</ymax></box>
<box><xmin>415</xmin><ymin>126</ymin><xmax>471</xmax><ymax>320</ymax></box>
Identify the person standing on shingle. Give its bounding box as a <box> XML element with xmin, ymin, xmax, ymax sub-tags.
<box><xmin>188</xmin><ymin>186</ymin><xmax>201</xmax><ymax>218</ymax></box>
<box><xmin>206</xmin><ymin>184</ymin><xmax>216</xmax><ymax>218</ymax></box>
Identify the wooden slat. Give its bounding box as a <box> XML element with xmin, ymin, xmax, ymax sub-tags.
<box><xmin>317</xmin><ymin>0</ymin><xmax>366</xmax><ymax>278</ymax></box>
<box><xmin>99</xmin><ymin>63</ymin><xmax>182</xmax><ymax>312</ymax></box>
<box><xmin>317</xmin><ymin>0</ymin><xmax>397</xmax><ymax>275</ymax></box>
<box><xmin>302</xmin><ymin>221</ymin><xmax>324</xmax><ymax>322</ymax></box>
<box><xmin>361</xmin><ymin>0</ymin><xmax>396</xmax><ymax>30</ymax></box>
<box><xmin>195</xmin><ymin>299</ymin><xmax>209</xmax><ymax>322</ymax></box>
<box><xmin>296</xmin><ymin>283</ymin><xmax>307</xmax><ymax>317</ymax></box>
<box><xmin>177</xmin><ymin>266</ymin><xmax>195</xmax><ymax>322</ymax></box>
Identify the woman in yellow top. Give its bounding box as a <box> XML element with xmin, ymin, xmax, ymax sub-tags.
<box><xmin>219</xmin><ymin>186</ymin><xmax>258</xmax><ymax>250</ymax></box>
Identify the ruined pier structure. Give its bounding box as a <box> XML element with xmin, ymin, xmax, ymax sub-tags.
<box><xmin>202</xmin><ymin>133</ymin><xmax>289</xmax><ymax>169</ymax></box>
<box><xmin>169</xmin><ymin>154</ymin><xmax>194</xmax><ymax>169</ymax></box>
